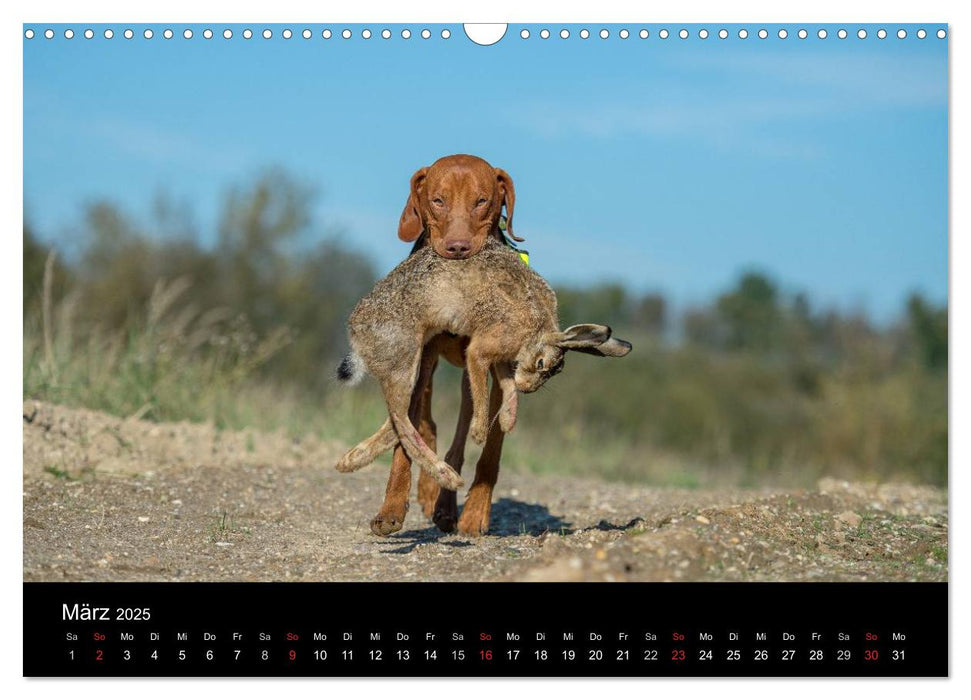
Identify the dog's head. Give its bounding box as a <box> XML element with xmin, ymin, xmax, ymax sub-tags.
<box><xmin>398</xmin><ymin>154</ymin><xmax>522</xmax><ymax>260</ymax></box>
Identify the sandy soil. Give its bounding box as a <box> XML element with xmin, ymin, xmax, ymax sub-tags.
<box><xmin>23</xmin><ymin>400</ymin><xmax>947</xmax><ymax>582</ymax></box>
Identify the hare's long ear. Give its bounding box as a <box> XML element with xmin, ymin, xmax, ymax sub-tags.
<box><xmin>553</xmin><ymin>324</ymin><xmax>633</xmax><ymax>358</ymax></box>
<box><xmin>553</xmin><ymin>324</ymin><xmax>613</xmax><ymax>348</ymax></box>
<box><xmin>398</xmin><ymin>167</ymin><xmax>429</xmax><ymax>242</ymax></box>
<box><xmin>569</xmin><ymin>337</ymin><xmax>633</xmax><ymax>357</ymax></box>
<box><xmin>495</xmin><ymin>168</ymin><xmax>523</xmax><ymax>242</ymax></box>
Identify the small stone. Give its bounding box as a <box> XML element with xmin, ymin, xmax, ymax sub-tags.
<box><xmin>695</xmin><ymin>515</ymin><xmax>710</xmax><ymax>525</ymax></box>
<box><xmin>137</xmin><ymin>516</ymin><xmax>150</xmax><ymax>523</ymax></box>
<box><xmin>594</xmin><ymin>549</ymin><xmax>607</xmax><ymax>561</ymax></box>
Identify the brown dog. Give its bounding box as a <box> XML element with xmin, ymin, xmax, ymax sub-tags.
<box><xmin>369</xmin><ymin>154</ymin><xmax>521</xmax><ymax>537</ymax></box>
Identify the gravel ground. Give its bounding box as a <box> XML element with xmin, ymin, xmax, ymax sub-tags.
<box><xmin>23</xmin><ymin>401</ymin><xmax>947</xmax><ymax>582</ymax></box>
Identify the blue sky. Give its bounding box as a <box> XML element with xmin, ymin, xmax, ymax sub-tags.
<box><xmin>24</xmin><ymin>23</ymin><xmax>948</xmax><ymax>322</ymax></box>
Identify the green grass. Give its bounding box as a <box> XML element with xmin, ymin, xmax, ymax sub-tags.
<box><xmin>207</xmin><ymin>511</ymin><xmax>251</xmax><ymax>542</ymax></box>
<box><xmin>43</xmin><ymin>465</ymin><xmax>78</xmax><ymax>481</ymax></box>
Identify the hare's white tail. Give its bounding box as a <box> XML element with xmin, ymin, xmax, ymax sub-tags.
<box><xmin>336</xmin><ymin>351</ymin><xmax>366</xmax><ymax>386</ymax></box>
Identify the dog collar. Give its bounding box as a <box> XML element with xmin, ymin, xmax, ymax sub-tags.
<box><xmin>499</xmin><ymin>215</ymin><xmax>529</xmax><ymax>266</ymax></box>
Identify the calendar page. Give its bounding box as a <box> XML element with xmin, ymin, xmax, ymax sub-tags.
<box><xmin>22</xmin><ymin>21</ymin><xmax>948</xmax><ymax>677</ymax></box>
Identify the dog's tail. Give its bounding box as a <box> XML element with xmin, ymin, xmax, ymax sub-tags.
<box><xmin>336</xmin><ymin>350</ymin><xmax>366</xmax><ymax>386</ymax></box>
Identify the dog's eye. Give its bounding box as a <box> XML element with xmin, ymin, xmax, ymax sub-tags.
<box><xmin>536</xmin><ymin>358</ymin><xmax>544</xmax><ymax>370</ymax></box>
<box><xmin>432</xmin><ymin>197</ymin><xmax>445</xmax><ymax>207</ymax></box>
<box><xmin>475</xmin><ymin>198</ymin><xmax>488</xmax><ymax>207</ymax></box>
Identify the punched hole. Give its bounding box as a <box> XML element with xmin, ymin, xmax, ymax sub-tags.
<box><xmin>463</xmin><ymin>23</ymin><xmax>507</xmax><ymax>46</ymax></box>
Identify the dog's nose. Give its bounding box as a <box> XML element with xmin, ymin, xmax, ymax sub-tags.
<box><xmin>445</xmin><ymin>239</ymin><xmax>472</xmax><ymax>256</ymax></box>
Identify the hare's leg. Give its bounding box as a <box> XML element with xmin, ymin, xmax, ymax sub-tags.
<box><xmin>378</xmin><ymin>352</ymin><xmax>462</xmax><ymax>491</ymax></box>
<box><xmin>415</xmin><ymin>365</ymin><xmax>441</xmax><ymax>518</ymax></box>
<box><xmin>432</xmin><ymin>370</ymin><xmax>473</xmax><ymax>532</ymax></box>
<box><xmin>336</xmin><ymin>418</ymin><xmax>397</xmax><ymax>472</ymax></box>
<box><xmin>465</xmin><ymin>345</ymin><xmax>493</xmax><ymax>446</ymax></box>
<box><xmin>372</xmin><ymin>347</ymin><xmax>438</xmax><ymax>536</ymax></box>
<box><xmin>387</xmin><ymin>405</ymin><xmax>463</xmax><ymax>490</ymax></box>
<box><xmin>493</xmin><ymin>362</ymin><xmax>519</xmax><ymax>433</ymax></box>
<box><xmin>458</xmin><ymin>371</ymin><xmax>506</xmax><ymax>537</ymax></box>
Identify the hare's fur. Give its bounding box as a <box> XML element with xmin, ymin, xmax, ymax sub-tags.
<box><xmin>337</xmin><ymin>238</ymin><xmax>631</xmax><ymax>489</ymax></box>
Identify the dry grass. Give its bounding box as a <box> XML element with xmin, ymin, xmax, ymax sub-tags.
<box><xmin>24</xmin><ymin>258</ymin><xmax>946</xmax><ymax>489</ymax></box>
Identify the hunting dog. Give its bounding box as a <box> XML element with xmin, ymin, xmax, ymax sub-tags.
<box><xmin>368</xmin><ymin>153</ymin><xmax>520</xmax><ymax>537</ymax></box>
<box><xmin>342</xmin><ymin>154</ymin><xmax>630</xmax><ymax>537</ymax></box>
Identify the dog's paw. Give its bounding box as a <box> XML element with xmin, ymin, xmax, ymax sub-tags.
<box><xmin>433</xmin><ymin>505</ymin><xmax>458</xmax><ymax>533</ymax></box>
<box><xmin>431</xmin><ymin>480</ymin><xmax>459</xmax><ymax>532</ymax></box>
<box><xmin>457</xmin><ymin>503</ymin><xmax>490</xmax><ymax>537</ymax></box>
<box><xmin>417</xmin><ymin>472</ymin><xmax>441</xmax><ymax>520</ymax></box>
<box><xmin>370</xmin><ymin>513</ymin><xmax>404</xmax><ymax>536</ymax></box>
<box><xmin>457</xmin><ymin>485</ymin><xmax>493</xmax><ymax>537</ymax></box>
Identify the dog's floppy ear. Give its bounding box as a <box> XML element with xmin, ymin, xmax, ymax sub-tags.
<box><xmin>398</xmin><ymin>166</ymin><xmax>429</xmax><ymax>242</ymax></box>
<box><xmin>552</xmin><ymin>324</ymin><xmax>633</xmax><ymax>358</ymax></box>
<box><xmin>495</xmin><ymin>168</ymin><xmax>523</xmax><ymax>242</ymax></box>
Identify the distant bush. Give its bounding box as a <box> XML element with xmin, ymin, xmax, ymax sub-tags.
<box><xmin>26</xmin><ymin>170</ymin><xmax>376</xmax><ymax>391</ymax></box>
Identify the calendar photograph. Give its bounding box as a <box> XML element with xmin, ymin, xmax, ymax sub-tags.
<box><xmin>23</xmin><ymin>22</ymin><xmax>947</xmax><ymax>594</ymax></box>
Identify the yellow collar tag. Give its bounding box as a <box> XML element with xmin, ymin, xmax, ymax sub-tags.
<box><xmin>518</xmin><ymin>251</ymin><xmax>530</xmax><ymax>266</ymax></box>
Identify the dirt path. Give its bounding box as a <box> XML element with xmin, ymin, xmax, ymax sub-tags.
<box><xmin>23</xmin><ymin>401</ymin><xmax>947</xmax><ymax>582</ymax></box>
